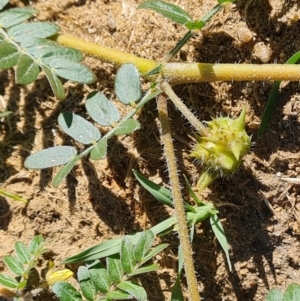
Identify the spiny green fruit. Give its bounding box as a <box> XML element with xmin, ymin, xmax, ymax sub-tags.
<box><xmin>191</xmin><ymin>107</ymin><xmax>251</xmax><ymax>191</ymax></box>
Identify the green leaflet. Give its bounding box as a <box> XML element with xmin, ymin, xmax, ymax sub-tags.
<box><xmin>47</xmin><ymin>57</ymin><xmax>96</xmax><ymax>83</ymax></box>
<box><xmin>58</xmin><ymin>112</ymin><xmax>101</xmax><ymax>145</ymax></box>
<box><xmin>77</xmin><ymin>266</ymin><xmax>97</xmax><ymax>301</ymax></box>
<box><xmin>86</xmin><ymin>260</ymin><xmax>111</xmax><ymax>293</ymax></box>
<box><xmin>29</xmin><ymin>235</ymin><xmax>45</xmax><ymax>255</ymax></box>
<box><xmin>210</xmin><ymin>215</ymin><xmax>232</xmax><ymax>272</ymax></box>
<box><xmin>107</xmin><ymin>255</ymin><xmax>124</xmax><ymax>284</ymax></box>
<box><xmin>52</xmin><ymin>154</ymin><xmax>83</xmax><ymax>188</ymax></box>
<box><xmin>24</xmin><ymin>146</ymin><xmax>78</xmax><ymax>169</ymax></box>
<box><xmin>133</xmin><ymin>230</ymin><xmax>154</xmax><ymax>262</ymax></box>
<box><xmin>14</xmin><ymin>242</ymin><xmax>31</xmax><ymax>264</ymax></box>
<box><xmin>120</xmin><ymin>237</ymin><xmax>136</xmax><ymax>273</ymax></box>
<box><xmin>52</xmin><ymin>282</ymin><xmax>82</xmax><ymax>301</ymax></box>
<box><xmin>132</xmin><ymin>169</ymin><xmax>172</xmax><ymax>207</ymax></box>
<box><xmin>0</xmin><ymin>274</ymin><xmax>18</xmax><ymax>289</ymax></box>
<box><xmin>3</xmin><ymin>255</ymin><xmax>24</xmax><ymax>276</ymax></box>
<box><xmin>258</xmin><ymin>50</ymin><xmax>300</xmax><ymax>137</ymax></box>
<box><xmin>0</xmin><ymin>111</ymin><xmax>12</xmax><ymax>118</ymax></box>
<box><xmin>0</xmin><ymin>43</ymin><xmax>19</xmax><ymax>69</ymax></box>
<box><xmin>114</xmin><ymin>119</ymin><xmax>141</xmax><ymax>136</ymax></box>
<box><xmin>23</xmin><ymin>38</ymin><xmax>84</xmax><ymax>61</ymax></box>
<box><xmin>138</xmin><ymin>0</ymin><xmax>192</xmax><ymax>24</ymax></box>
<box><xmin>0</xmin><ymin>7</ymin><xmax>37</xmax><ymax>28</ymax></box>
<box><xmin>85</xmin><ymin>91</ymin><xmax>120</xmax><ymax>126</ymax></box>
<box><xmin>42</xmin><ymin>65</ymin><xmax>65</xmax><ymax>100</ymax></box>
<box><xmin>0</xmin><ymin>0</ymin><xmax>9</xmax><ymax>10</ymax></box>
<box><xmin>283</xmin><ymin>284</ymin><xmax>300</xmax><ymax>301</ymax></box>
<box><xmin>16</xmin><ymin>54</ymin><xmax>39</xmax><ymax>84</ymax></box>
<box><xmin>114</xmin><ymin>63</ymin><xmax>142</xmax><ymax>105</ymax></box>
<box><xmin>90</xmin><ymin>137</ymin><xmax>108</xmax><ymax>160</ymax></box>
<box><xmin>117</xmin><ymin>281</ymin><xmax>147</xmax><ymax>301</ymax></box>
<box><xmin>7</xmin><ymin>22</ymin><xmax>59</xmax><ymax>42</ymax></box>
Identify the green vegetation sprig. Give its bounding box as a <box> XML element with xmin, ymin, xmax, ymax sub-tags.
<box><xmin>2</xmin><ymin>0</ymin><xmax>299</xmax><ymax>300</ymax></box>
<box><xmin>24</xmin><ymin>64</ymin><xmax>160</xmax><ymax>187</ymax></box>
<box><xmin>53</xmin><ymin>230</ymin><xmax>168</xmax><ymax>301</ymax></box>
<box><xmin>0</xmin><ymin>235</ymin><xmax>49</xmax><ymax>300</ymax></box>
<box><xmin>0</xmin><ymin>3</ymin><xmax>95</xmax><ymax>99</ymax></box>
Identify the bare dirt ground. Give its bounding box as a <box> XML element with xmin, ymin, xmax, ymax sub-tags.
<box><xmin>1</xmin><ymin>0</ymin><xmax>300</xmax><ymax>300</ymax></box>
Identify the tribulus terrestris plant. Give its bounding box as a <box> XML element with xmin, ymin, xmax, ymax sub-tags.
<box><xmin>1</xmin><ymin>0</ymin><xmax>300</xmax><ymax>300</ymax></box>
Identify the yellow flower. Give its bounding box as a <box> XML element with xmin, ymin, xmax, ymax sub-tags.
<box><xmin>46</xmin><ymin>268</ymin><xmax>74</xmax><ymax>286</ymax></box>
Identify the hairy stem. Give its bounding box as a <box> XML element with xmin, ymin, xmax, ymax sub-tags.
<box><xmin>157</xmin><ymin>93</ymin><xmax>200</xmax><ymax>301</ymax></box>
<box><xmin>54</xmin><ymin>34</ymin><xmax>300</xmax><ymax>83</ymax></box>
<box><xmin>161</xmin><ymin>81</ymin><xmax>208</xmax><ymax>135</ymax></box>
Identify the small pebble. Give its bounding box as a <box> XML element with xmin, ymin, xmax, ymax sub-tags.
<box><xmin>252</xmin><ymin>42</ymin><xmax>272</xmax><ymax>63</ymax></box>
<box><xmin>237</xmin><ymin>27</ymin><xmax>253</xmax><ymax>43</ymax></box>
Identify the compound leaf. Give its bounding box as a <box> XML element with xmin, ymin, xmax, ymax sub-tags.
<box><xmin>121</xmin><ymin>237</ymin><xmax>135</xmax><ymax>273</ymax></box>
<box><xmin>58</xmin><ymin>112</ymin><xmax>101</xmax><ymax>145</ymax></box>
<box><xmin>0</xmin><ymin>273</ymin><xmax>18</xmax><ymax>288</ymax></box>
<box><xmin>25</xmin><ymin>146</ymin><xmax>77</xmax><ymax>169</ymax></box>
<box><xmin>85</xmin><ymin>92</ymin><xmax>120</xmax><ymax>126</ymax></box>
<box><xmin>16</xmin><ymin>54</ymin><xmax>39</xmax><ymax>84</ymax></box>
<box><xmin>42</xmin><ymin>65</ymin><xmax>65</xmax><ymax>100</ymax></box>
<box><xmin>117</xmin><ymin>281</ymin><xmax>147</xmax><ymax>301</ymax></box>
<box><xmin>3</xmin><ymin>255</ymin><xmax>24</xmax><ymax>276</ymax></box>
<box><xmin>15</xmin><ymin>241</ymin><xmax>31</xmax><ymax>264</ymax></box>
<box><xmin>138</xmin><ymin>0</ymin><xmax>192</xmax><ymax>24</ymax></box>
<box><xmin>134</xmin><ymin>230</ymin><xmax>154</xmax><ymax>262</ymax></box>
<box><xmin>0</xmin><ymin>7</ymin><xmax>37</xmax><ymax>28</ymax></box>
<box><xmin>90</xmin><ymin>137</ymin><xmax>108</xmax><ymax>160</ymax></box>
<box><xmin>86</xmin><ymin>260</ymin><xmax>111</xmax><ymax>293</ymax></box>
<box><xmin>115</xmin><ymin>64</ymin><xmax>141</xmax><ymax>105</ymax></box>
<box><xmin>48</xmin><ymin>57</ymin><xmax>96</xmax><ymax>84</ymax></box>
<box><xmin>107</xmin><ymin>255</ymin><xmax>124</xmax><ymax>284</ymax></box>
<box><xmin>0</xmin><ymin>43</ymin><xmax>19</xmax><ymax>69</ymax></box>
<box><xmin>77</xmin><ymin>266</ymin><xmax>96</xmax><ymax>301</ymax></box>
<box><xmin>52</xmin><ymin>282</ymin><xmax>82</xmax><ymax>301</ymax></box>
<box><xmin>114</xmin><ymin>119</ymin><xmax>140</xmax><ymax>136</ymax></box>
<box><xmin>7</xmin><ymin>22</ymin><xmax>59</xmax><ymax>42</ymax></box>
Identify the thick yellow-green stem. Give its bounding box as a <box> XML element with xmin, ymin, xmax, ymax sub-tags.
<box><xmin>157</xmin><ymin>93</ymin><xmax>200</xmax><ymax>301</ymax></box>
<box><xmin>54</xmin><ymin>35</ymin><xmax>157</xmax><ymax>74</ymax></box>
<box><xmin>54</xmin><ymin>34</ymin><xmax>300</xmax><ymax>84</ymax></box>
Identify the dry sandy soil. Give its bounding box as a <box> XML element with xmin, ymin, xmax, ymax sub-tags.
<box><xmin>1</xmin><ymin>0</ymin><xmax>300</xmax><ymax>300</ymax></box>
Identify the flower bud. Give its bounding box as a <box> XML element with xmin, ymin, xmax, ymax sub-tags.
<box><xmin>191</xmin><ymin>107</ymin><xmax>251</xmax><ymax>191</ymax></box>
